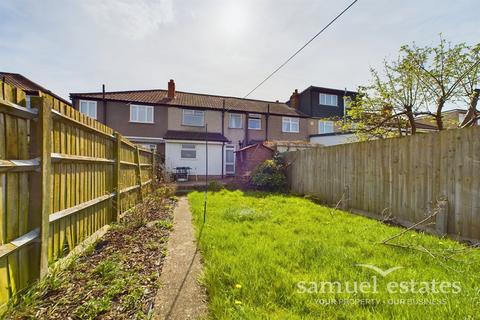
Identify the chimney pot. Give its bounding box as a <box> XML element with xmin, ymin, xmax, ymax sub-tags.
<box><xmin>167</xmin><ymin>79</ymin><xmax>175</xmax><ymax>99</ymax></box>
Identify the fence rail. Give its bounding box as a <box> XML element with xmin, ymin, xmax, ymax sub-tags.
<box><xmin>285</xmin><ymin>126</ymin><xmax>480</xmax><ymax>242</ymax></box>
<box><xmin>0</xmin><ymin>81</ymin><xmax>157</xmax><ymax>312</ymax></box>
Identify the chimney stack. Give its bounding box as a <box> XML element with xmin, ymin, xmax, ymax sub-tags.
<box><xmin>289</xmin><ymin>89</ymin><xmax>299</xmax><ymax>108</ymax></box>
<box><xmin>167</xmin><ymin>79</ymin><xmax>175</xmax><ymax>99</ymax></box>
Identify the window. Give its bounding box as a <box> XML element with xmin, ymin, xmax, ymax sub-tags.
<box><xmin>229</xmin><ymin>113</ymin><xmax>243</xmax><ymax>128</ymax></box>
<box><xmin>282</xmin><ymin>117</ymin><xmax>300</xmax><ymax>133</ymax></box>
<box><xmin>225</xmin><ymin>145</ymin><xmax>235</xmax><ymax>174</ymax></box>
<box><xmin>181</xmin><ymin>144</ymin><xmax>196</xmax><ymax>159</ymax></box>
<box><xmin>182</xmin><ymin>109</ymin><xmax>204</xmax><ymax>126</ymax></box>
<box><xmin>139</xmin><ymin>144</ymin><xmax>156</xmax><ymax>151</ymax></box>
<box><xmin>319</xmin><ymin>93</ymin><xmax>338</xmax><ymax>106</ymax></box>
<box><xmin>130</xmin><ymin>104</ymin><xmax>154</xmax><ymax>123</ymax></box>
<box><xmin>319</xmin><ymin>120</ymin><xmax>334</xmax><ymax>133</ymax></box>
<box><xmin>79</xmin><ymin>100</ymin><xmax>97</xmax><ymax>119</ymax></box>
<box><xmin>248</xmin><ymin>114</ymin><xmax>261</xmax><ymax>130</ymax></box>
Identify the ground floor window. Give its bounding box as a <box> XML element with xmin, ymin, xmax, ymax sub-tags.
<box><xmin>181</xmin><ymin>144</ymin><xmax>196</xmax><ymax>159</ymax></box>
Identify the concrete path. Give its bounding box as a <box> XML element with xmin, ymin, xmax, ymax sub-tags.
<box><xmin>154</xmin><ymin>197</ymin><xmax>208</xmax><ymax>320</ymax></box>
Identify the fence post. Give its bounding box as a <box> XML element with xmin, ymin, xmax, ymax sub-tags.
<box><xmin>113</xmin><ymin>132</ymin><xmax>121</xmax><ymax>222</ymax></box>
<box><xmin>435</xmin><ymin>198</ymin><xmax>449</xmax><ymax>235</ymax></box>
<box><xmin>38</xmin><ymin>97</ymin><xmax>51</xmax><ymax>277</ymax></box>
<box><xmin>135</xmin><ymin>146</ymin><xmax>143</xmax><ymax>201</ymax></box>
<box><xmin>341</xmin><ymin>185</ymin><xmax>350</xmax><ymax>211</ymax></box>
<box><xmin>151</xmin><ymin>148</ymin><xmax>156</xmax><ymax>191</ymax></box>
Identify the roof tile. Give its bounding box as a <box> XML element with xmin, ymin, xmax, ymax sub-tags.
<box><xmin>70</xmin><ymin>89</ymin><xmax>304</xmax><ymax>116</ymax></box>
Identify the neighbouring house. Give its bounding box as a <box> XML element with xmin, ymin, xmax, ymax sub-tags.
<box><xmin>235</xmin><ymin>143</ymin><xmax>275</xmax><ymax>180</ymax></box>
<box><xmin>0</xmin><ymin>71</ymin><xmax>71</xmax><ymax>107</ymax></box>
<box><xmin>309</xmin><ymin>131</ymin><xmax>357</xmax><ymax>146</ymax></box>
<box><xmin>70</xmin><ymin>80</ymin><xmax>310</xmax><ymax>180</ymax></box>
<box><xmin>416</xmin><ymin>108</ymin><xmax>480</xmax><ymax>129</ymax></box>
<box><xmin>288</xmin><ymin>85</ymin><xmax>357</xmax><ymax>135</ymax></box>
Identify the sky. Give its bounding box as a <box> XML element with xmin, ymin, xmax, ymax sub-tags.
<box><xmin>0</xmin><ymin>0</ymin><xmax>478</xmax><ymax>103</ymax></box>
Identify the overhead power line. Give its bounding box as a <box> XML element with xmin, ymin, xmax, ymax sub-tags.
<box><xmin>243</xmin><ymin>0</ymin><xmax>359</xmax><ymax>98</ymax></box>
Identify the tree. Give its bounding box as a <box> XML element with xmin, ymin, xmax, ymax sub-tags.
<box><xmin>343</xmin><ymin>54</ymin><xmax>430</xmax><ymax>140</ymax></box>
<box><xmin>345</xmin><ymin>38</ymin><xmax>480</xmax><ymax>140</ymax></box>
<box><xmin>401</xmin><ymin>37</ymin><xmax>480</xmax><ymax>130</ymax></box>
<box><xmin>458</xmin><ymin>44</ymin><xmax>480</xmax><ymax>127</ymax></box>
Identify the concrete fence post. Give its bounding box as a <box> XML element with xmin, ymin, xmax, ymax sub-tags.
<box><xmin>341</xmin><ymin>185</ymin><xmax>350</xmax><ymax>211</ymax></box>
<box><xmin>435</xmin><ymin>199</ymin><xmax>449</xmax><ymax>235</ymax></box>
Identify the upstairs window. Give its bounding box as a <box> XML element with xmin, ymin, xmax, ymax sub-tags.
<box><xmin>182</xmin><ymin>109</ymin><xmax>204</xmax><ymax>126</ymax></box>
<box><xmin>130</xmin><ymin>104</ymin><xmax>154</xmax><ymax>123</ymax></box>
<box><xmin>181</xmin><ymin>144</ymin><xmax>196</xmax><ymax>159</ymax></box>
<box><xmin>282</xmin><ymin>117</ymin><xmax>300</xmax><ymax>133</ymax></box>
<box><xmin>79</xmin><ymin>100</ymin><xmax>97</xmax><ymax>119</ymax></box>
<box><xmin>248</xmin><ymin>114</ymin><xmax>261</xmax><ymax>130</ymax></box>
<box><xmin>229</xmin><ymin>113</ymin><xmax>243</xmax><ymax>128</ymax></box>
<box><xmin>319</xmin><ymin>93</ymin><xmax>338</xmax><ymax>106</ymax></box>
<box><xmin>319</xmin><ymin>120</ymin><xmax>334</xmax><ymax>134</ymax></box>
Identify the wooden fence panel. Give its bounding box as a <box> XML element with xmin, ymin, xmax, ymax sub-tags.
<box><xmin>285</xmin><ymin>127</ymin><xmax>480</xmax><ymax>241</ymax></box>
<box><xmin>0</xmin><ymin>80</ymin><xmax>157</xmax><ymax>312</ymax></box>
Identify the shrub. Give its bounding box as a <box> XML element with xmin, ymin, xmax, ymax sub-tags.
<box><xmin>250</xmin><ymin>153</ymin><xmax>287</xmax><ymax>192</ymax></box>
<box><xmin>208</xmin><ymin>180</ymin><xmax>224</xmax><ymax>192</ymax></box>
<box><xmin>224</xmin><ymin>181</ymin><xmax>242</xmax><ymax>191</ymax></box>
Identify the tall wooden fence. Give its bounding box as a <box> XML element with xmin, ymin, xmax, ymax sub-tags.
<box><xmin>285</xmin><ymin>126</ymin><xmax>480</xmax><ymax>241</ymax></box>
<box><xmin>0</xmin><ymin>81</ymin><xmax>156</xmax><ymax>312</ymax></box>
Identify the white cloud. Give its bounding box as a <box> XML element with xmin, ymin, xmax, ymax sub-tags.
<box><xmin>82</xmin><ymin>0</ymin><xmax>174</xmax><ymax>39</ymax></box>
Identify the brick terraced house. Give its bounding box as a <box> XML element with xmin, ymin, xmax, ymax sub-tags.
<box><xmin>70</xmin><ymin>80</ymin><xmax>313</xmax><ymax>179</ymax></box>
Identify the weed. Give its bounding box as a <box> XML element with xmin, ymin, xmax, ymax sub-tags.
<box><xmin>155</xmin><ymin>219</ymin><xmax>173</xmax><ymax>230</ymax></box>
<box><xmin>93</xmin><ymin>259</ymin><xmax>122</xmax><ymax>281</ymax></box>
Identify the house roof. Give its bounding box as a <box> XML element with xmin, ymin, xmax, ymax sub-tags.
<box><xmin>415</xmin><ymin>122</ymin><xmax>438</xmax><ymax>130</ymax></box>
<box><xmin>299</xmin><ymin>85</ymin><xmax>357</xmax><ymax>96</ymax></box>
<box><xmin>70</xmin><ymin>88</ymin><xmax>306</xmax><ymax>117</ymax></box>
<box><xmin>235</xmin><ymin>143</ymin><xmax>275</xmax><ymax>153</ymax></box>
<box><xmin>0</xmin><ymin>72</ymin><xmax>71</xmax><ymax>105</ymax></box>
<box><xmin>164</xmin><ymin>130</ymin><xmax>229</xmax><ymax>142</ymax></box>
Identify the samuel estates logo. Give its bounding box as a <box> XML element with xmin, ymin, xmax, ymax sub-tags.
<box><xmin>355</xmin><ymin>264</ymin><xmax>403</xmax><ymax>277</ymax></box>
<box><xmin>297</xmin><ymin>263</ymin><xmax>462</xmax><ymax>295</ymax></box>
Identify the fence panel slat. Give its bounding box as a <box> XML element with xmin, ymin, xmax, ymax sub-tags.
<box><xmin>0</xmin><ymin>80</ymin><xmax>157</xmax><ymax>313</ymax></box>
<box><xmin>286</xmin><ymin>127</ymin><xmax>480</xmax><ymax>242</ymax></box>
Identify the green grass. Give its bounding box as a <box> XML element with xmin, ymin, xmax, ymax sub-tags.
<box><xmin>189</xmin><ymin>190</ymin><xmax>480</xmax><ymax>320</ymax></box>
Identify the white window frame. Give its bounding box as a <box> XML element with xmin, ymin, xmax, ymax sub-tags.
<box><xmin>130</xmin><ymin>104</ymin><xmax>154</xmax><ymax>124</ymax></box>
<box><xmin>228</xmin><ymin>113</ymin><xmax>243</xmax><ymax>129</ymax></box>
<box><xmin>282</xmin><ymin>117</ymin><xmax>300</xmax><ymax>133</ymax></box>
<box><xmin>79</xmin><ymin>100</ymin><xmax>97</xmax><ymax>119</ymax></box>
<box><xmin>319</xmin><ymin>120</ymin><xmax>335</xmax><ymax>134</ymax></box>
<box><xmin>319</xmin><ymin>93</ymin><xmax>338</xmax><ymax>107</ymax></box>
<box><xmin>248</xmin><ymin>113</ymin><xmax>261</xmax><ymax>130</ymax></box>
<box><xmin>180</xmin><ymin>144</ymin><xmax>196</xmax><ymax>159</ymax></box>
<box><xmin>182</xmin><ymin>109</ymin><xmax>205</xmax><ymax>127</ymax></box>
<box><xmin>225</xmin><ymin>145</ymin><xmax>236</xmax><ymax>175</ymax></box>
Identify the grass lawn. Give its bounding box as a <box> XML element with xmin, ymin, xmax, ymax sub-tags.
<box><xmin>189</xmin><ymin>190</ymin><xmax>480</xmax><ymax>320</ymax></box>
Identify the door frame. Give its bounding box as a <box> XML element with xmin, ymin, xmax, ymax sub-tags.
<box><xmin>224</xmin><ymin>144</ymin><xmax>235</xmax><ymax>175</ymax></box>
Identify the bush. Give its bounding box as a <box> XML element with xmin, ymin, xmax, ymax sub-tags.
<box><xmin>208</xmin><ymin>180</ymin><xmax>224</xmax><ymax>192</ymax></box>
<box><xmin>250</xmin><ymin>153</ymin><xmax>287</xmax><ymax>192</ymax></box>
<box><xmin>224</xmin><ymin>181</ymin><xmax>242</xmax><ymax>191</ymax></box>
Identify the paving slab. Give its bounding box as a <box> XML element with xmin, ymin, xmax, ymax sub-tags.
<box><xmin>154</xmin><ymin>196</ymin><xmax>208</xmax><ymax>320</ymax></box>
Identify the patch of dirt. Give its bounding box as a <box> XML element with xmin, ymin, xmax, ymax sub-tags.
<box><xmin>5</xmin><ymin>186</ymin><xmax>177</xmax><ymax>320</ymax></box>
